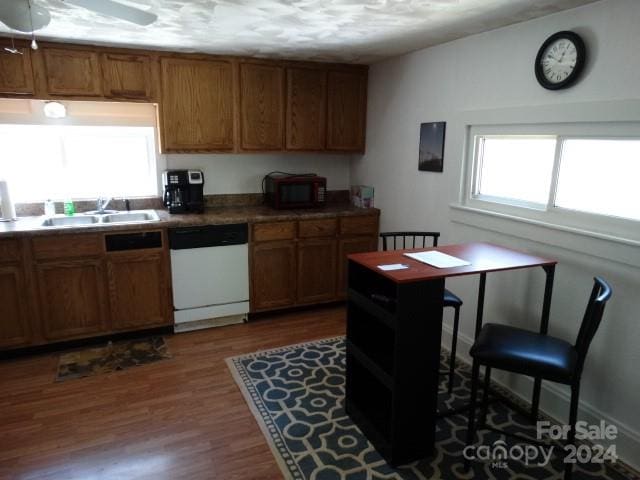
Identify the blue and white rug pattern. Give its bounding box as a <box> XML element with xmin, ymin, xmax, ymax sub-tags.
<box><xmin>226</xmin><ymin>336</ymin><xmax>636</xmax><ymax>480</ymax></box>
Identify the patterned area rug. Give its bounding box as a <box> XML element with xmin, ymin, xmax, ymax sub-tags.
<box><xmin>227</xmin><ymin>336</ymin><xmax>637</xmax><ymax>480</ymax></box>
<box><xmin>56</xmin><ymin>336</ymin><xmax>171</xmax><ymax>381</ymax></box>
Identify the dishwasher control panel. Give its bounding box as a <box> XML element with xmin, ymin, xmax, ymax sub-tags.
<box><xmin>168</xmin><ymin>223</ymin><xmax>248</xmax><ymax>250</ymax></box>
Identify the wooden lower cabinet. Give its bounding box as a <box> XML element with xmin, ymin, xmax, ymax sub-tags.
<box><xmin>0</xmin><ymin>230</ymin><xmax>173</xmax><ymax>351</ymax></box>
<box><xmin>297</xmin><ymin>238</ymin><xmax>337</xmax><ymax>304</ymax></box>
<box><xmin>0</xmin><ymin>265</ymin><xmax>32</xmax><ymax>348</ymax></box>
<box><xmin>107</xmin><ymin>251</ymin><xmax>171</xmax><ymax>330</ymax></box>
<box><xmin>251</xmin><ymin>240</ymin><xmax>297</xmax><ymax>311</ymax></box>
<box><xmin>36</xmin><ymin>258</ymin><xmax>109</xmax><ymax>340</ymax></box>
<box><xmin>337</xmin><ymin>236</ymin><xmax>378</xmax><ymax>298</ymax></box>
<box><xmin>249</xmin><ymin>214</ymin><xmax>379</xmax><ymax>312</ymax></box>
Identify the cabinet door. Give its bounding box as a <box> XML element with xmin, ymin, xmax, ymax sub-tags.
<box><xmin>297</xmin><ymin>238</ymin><xmax>337</xmax><ymax>304</ymax></box>
<box><xmin>160</xmin><ymin>57</ymin><xmax>234</xmax><ymax>152</ymax></box>
<box><xmin>36</xmin><ymin>258</ymin><xmax>109</xmax><ymax>340</ymax></box>
<box><xmin>101</xmin><ymin>52</ymin><xmax>153</xmax><ymax>100</ymax></box>
<box><xmin>250</xmin><ymin>240</ymin><xmax>296</xmax><ymax>311</ymax></box>
<box><xmin>107</xmin><ymin>252</ymin><xmax>170</xmax><ymax>330</ymax></box>
<box><xmin>0</xmin><ymin>47</ymin><xmax>34</xmax><ymax>95</ymax></box>
<box><xmin>337</xmin><ymin>236</ymin><xmax>378</xmax><ymax>298</ymax></box>
<box><xmin>240</xmin><ymin>62</ymin><xmax>284</xmax><ymax>150</ymax></box>
<box><xmin>41</xmin><ymin>48</ymin><xmax>103</xmax><ymax>96</ymax></box>
<box><xmin>326</xmin><ymin>70</ymin><xmax>367</xmax><ymax>152</ymax></box>
<box><xmin>286</xmin><ymin>67</ymin><xmax>326</xmax><ymax>150</ymax></box>
<box><xmin>0</xmin><ymin>265</ymin><xmax>32</xmax><ymax>348</ymax></box>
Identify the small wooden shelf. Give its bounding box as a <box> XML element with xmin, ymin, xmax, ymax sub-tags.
<box><xmin>347</xmin><ymin>340</ymin><xmax>393</xmax><ymax>389</ymax></box>
<box><xmin>345</xmin><ymin>357</ymin><xmax>392</xmax><ymax>439</ymax></box>
<box><xmin>347</xmin><ymin>262</ymin><xmax>397</xmax><ymax>310</ymax></box>
<box><xmin>345</xmin><ymin>398</ymin><xmax>392</xmax><ymax>459</ymax></box>
<box><xmin>346</xmin><ymin>258</ymin><xmax>445</xmax><ymax>466</ymax></box>
<box><xmin>347</xmin><ymin>288</ymin><xmax>396</xmax><ymax>330</ymax></box>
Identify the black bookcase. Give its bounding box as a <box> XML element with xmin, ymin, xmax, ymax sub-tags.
<box><xmin>345</xmin><ymin>260</ymin><xmax>444</xmax><ymax>466</ymax></box>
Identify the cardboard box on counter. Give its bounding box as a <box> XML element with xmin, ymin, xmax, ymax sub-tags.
<box><xmin>351</xmin><ymin>185</ymin><xmax>374</xmax><ymax>208</ymax></box>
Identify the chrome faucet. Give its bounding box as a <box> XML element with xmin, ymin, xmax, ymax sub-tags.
<box><xmin>96</xmin><ymin>196</ymin><xmax>112</xmax><ymax>214</ymax></box>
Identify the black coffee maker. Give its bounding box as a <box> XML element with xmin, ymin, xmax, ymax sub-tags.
<box><xmin>162</xmin><ymin>170</ymin><xmax>205</xmax><ymax>213</ymax></box>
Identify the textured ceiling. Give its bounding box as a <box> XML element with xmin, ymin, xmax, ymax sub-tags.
<box><xmin>0</xmin><ymin>0</ymin><xmax>599</xmax><ymax>64</ymax></box>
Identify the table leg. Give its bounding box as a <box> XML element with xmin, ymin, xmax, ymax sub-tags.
<box><xmin>531</xmin><ymin>264</ymin><xmax>556</xmax><ymax>421</ymax></box>
<box><xmin>474</xmin><ymin>272</ymin><xmax>487</xmax><ymax>339</ymax></box>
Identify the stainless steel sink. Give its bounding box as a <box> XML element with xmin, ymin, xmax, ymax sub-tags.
<box><xmin>100</xmin><ymin>211</ymin><xmax>160</xmax><ymax>223</ymax></box>
<box><xmin>41</xmin><ymin>216</ymin><xmax>101</xmax><ymax>227</ymax></box>
<box><xmin>40</xmin><ymin>210</ymin><xmax>160</xmax><ymax>227</ymax></box>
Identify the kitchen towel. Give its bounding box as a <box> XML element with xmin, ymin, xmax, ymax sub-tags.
<box><xmin>0</xmin><ymin>180</ymin><xmax>17</xmax><ymax>221</ymax></box>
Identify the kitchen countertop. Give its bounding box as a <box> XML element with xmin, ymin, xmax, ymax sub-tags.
<box><xmin>0</xmin><ymin>204</ymin><xmax>380</xmax><ymax>238</ymax></box>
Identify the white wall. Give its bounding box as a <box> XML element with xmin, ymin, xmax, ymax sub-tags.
<box><xmin>165</xmin><ymin>153</ymin><xmax>352</xmax><ymax>195</ymax></box>
<box><xmin>352</xmin><ymin>0</ymin><xmax>640</xmax><ymax>467</ymax></box>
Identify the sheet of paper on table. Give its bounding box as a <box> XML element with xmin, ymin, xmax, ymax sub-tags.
<box><xmin>377</xmin><ymin>263</ymin><xmax>409</xmax><ymax>271</ymax></box>
<box><xmin>403</xmin><ymin>251</ymin><xmax>471</xmax><ymax>268</ymax></box>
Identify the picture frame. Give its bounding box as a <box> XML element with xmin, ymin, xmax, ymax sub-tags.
<box><xmin>418</xmin><ymin>121</ymin><xmax>446</xmax><ymax>172</ymax></box>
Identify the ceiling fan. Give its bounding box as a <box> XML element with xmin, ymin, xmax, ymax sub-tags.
<box><xmin>0</xmin><ymin>0</ymin><xmax>158</xmax><ymax>34</ymax></box>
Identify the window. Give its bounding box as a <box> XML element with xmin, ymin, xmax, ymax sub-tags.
<box><xmin>0</xmin><ymin>125</ymin><xmax>157</xmax><ymax>202</ymax></box>
<box><xmin>555</xmin><ymin>139</ymin><xmax>640</xmax><ymax>221</ymax></box>
<box><xmin>471</xmin><ymin>134</ymin><xmax>640</xmax><ymax>222</ymax></box>
<box><xmin>474</xmin><ymin>136</ymin><xmax>556</xmax><ymax>206</ymax></box>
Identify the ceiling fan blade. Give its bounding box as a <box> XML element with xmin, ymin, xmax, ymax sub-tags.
<box><xmin>64</xmin><ymin>0</ymin><xmax>157</xmax><ymax>26</ymax></box>
<box><xmin>0</xmin><ymin>0</ymin><xmax>51</xmax><ymax>33</ymax></box>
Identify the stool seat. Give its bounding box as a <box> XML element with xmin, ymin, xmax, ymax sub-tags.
<box><xmin>443</xmin><ymin>288</ymin><xmax>463</xmax><ymax>308</ymax></box>
<box><xmin>471</xmin><ymin>323</ymin><xmax>577</xmax><ymax>384</ymax></box>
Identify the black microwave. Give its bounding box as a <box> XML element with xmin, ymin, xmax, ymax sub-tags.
<box><xmin>264</xmin><ymin>173</ymin><xmax>327</xmax><ymax>209</ymax></box>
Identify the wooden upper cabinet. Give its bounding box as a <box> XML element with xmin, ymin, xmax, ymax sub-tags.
<box><xmin>0</xmin><ymin>48</ymin><xmax>34</xmax><ymax>95</ymax></box>
<box><xmin>159</xmin><ymin>57</ymin><xmax>234</xmax><ymax>152</ymax></box>
<box><xmin>40</xmin><ymin>47</ymin><xmax>103</xmax><ymax>96</ymax></box>
<box><xmin>326</xmin><ymin>70</ymin><xmax>367</xmax><ymax>152</ymax></box>
<box><xmin>286</xmin><ymin>67</ymin><xmax>327</xmax><ymax>151</ymax></box>
<box><xmin>239</xmin><ymin>62</ymin><xmax>284</xmax><ymax>150</ymax></box>
<box><xmin>101</xmin><ymin>53</ymin><xmax>153</xmax><ymax>100</ymax></box>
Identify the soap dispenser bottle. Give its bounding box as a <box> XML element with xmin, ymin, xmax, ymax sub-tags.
<box><xmin>44</xmin><ymin>199</ymin><xmax>56</xmax><ymax>217</ymax></box>
<box><xmin>63</xmin><ymin>198</ymin><xmax>75</xmax><ymax>216</ymax></box>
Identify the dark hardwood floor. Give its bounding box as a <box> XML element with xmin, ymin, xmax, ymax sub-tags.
<box><xmin>0</xmin><ymin>306</ymin><xmax>345</xmax><ymax>480</ymax></box>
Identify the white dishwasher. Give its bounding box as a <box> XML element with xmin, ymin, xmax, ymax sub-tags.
<box><xmin>169</xmin><ymin>223</ymin><xmax>249</xmax><ymax>332</ymax></box>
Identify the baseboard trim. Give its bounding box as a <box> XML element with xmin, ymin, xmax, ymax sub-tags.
<box><xmin>442</xmin><ymin>322</ymin><xmax>640</xmax><ymax>471</ymax></box>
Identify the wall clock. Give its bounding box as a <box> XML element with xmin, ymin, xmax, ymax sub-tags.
<box><xmin>535</xmin><ymin>31</ymin><xmax>586</xmax><ymax>90</ymax></box>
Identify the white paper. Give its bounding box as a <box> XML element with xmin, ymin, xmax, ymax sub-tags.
<box><xmin>403</xmin><ymin>251</ymin><xmax>471</xmax><ymax>268</ymax></box>
<box><xmin>377</xmin><ymin>263</ymin><xmax>409</xmax><ymax>271</ymax></box>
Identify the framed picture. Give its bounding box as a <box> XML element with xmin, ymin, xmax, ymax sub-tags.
<box><xmin>418</xmin><ymin>122</ymin><xmax>446</xmax><ymax>172</ymax></box>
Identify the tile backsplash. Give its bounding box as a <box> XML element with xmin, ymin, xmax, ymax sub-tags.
<box><xmin>15</xmin><ymin>190</ymin><xmax>350</xmax><ymax>216</ymax></box>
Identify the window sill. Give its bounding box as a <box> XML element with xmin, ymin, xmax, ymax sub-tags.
<box><xmin>449</xmin><ymin>203</ymin><xmax>640</xmax><ymax>269</ymax></box>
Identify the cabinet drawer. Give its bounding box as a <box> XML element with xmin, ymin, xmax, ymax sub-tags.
<box><xmin>340</xmin><ymin>215</ymin><xmax>378</xmax><ymax>236</ymax></box>
<box><xmin>32</xmin><ymin>234</ymin><xmax>103</xmax><ymax>260</ymax></box>
<box><xmin>298</xmin><ymin>218</ymin><xmax>337</xmax><ymax>238</ymax></box>
<box><xmin>0</xmin><ymin>239</ymin><xmax>21</xmax><ymax>263</ymax></box>
<box><xmin>252</xmin><ymin>222</ymin><xmax>296</xmax><ymax>242</ymax></box>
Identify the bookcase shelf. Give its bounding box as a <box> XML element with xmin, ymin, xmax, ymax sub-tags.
<box><xmin>346</xmin><ymin>258</ymin><xmax>445</xmax><ymax>466</ymax></box>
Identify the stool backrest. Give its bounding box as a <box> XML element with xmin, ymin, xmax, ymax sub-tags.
<box><xmin>380</xmin><ymin>231</ymin><xmax>440</xmax><ymax>251</ymax></box>
<box><xmin>575</xmin><ymin>277</ymin><xmax>612</xmax><ymax>364</ymax></box>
